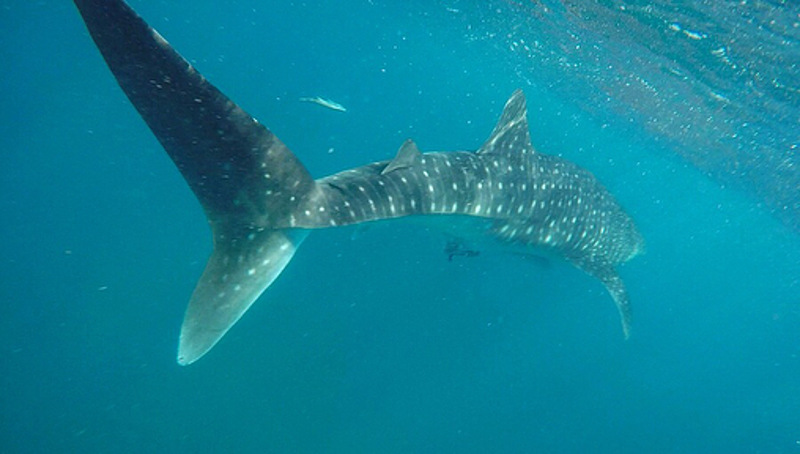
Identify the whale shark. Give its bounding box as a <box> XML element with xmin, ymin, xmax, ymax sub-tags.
<box><xmin>74</xmin><ymin>0</ymin><xmax>644</xmax><ymax>365</ymax></box>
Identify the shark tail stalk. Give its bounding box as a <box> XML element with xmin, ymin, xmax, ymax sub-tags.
<box><xmin>74</xmin><ymin>0</ymin><xmax>319</xmax><ymax>364</ymax></box>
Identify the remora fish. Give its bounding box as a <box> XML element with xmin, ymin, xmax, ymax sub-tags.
<box><xmin>299</xmin><ymin>96</ymin><xmax>348</xmax><ymax>112</ymax></box>
<box><xmin>74</xmin><ymin>0</ymin><xmax>644</xmax><ymax>365</ymax></box>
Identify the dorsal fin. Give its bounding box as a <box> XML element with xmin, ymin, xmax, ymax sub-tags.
<box><xmin>478</xmin><ymin>89</ymin><xmax>533</xmax><ymax>156</ymax></box>
<box><xmin>381</xmin><ymin>139</ymin><xmax>422</xmax><ymax>175</ymax></box>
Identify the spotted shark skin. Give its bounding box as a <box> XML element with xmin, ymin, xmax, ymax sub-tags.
<box><xmin>74</xmin><ymin>0</ymin><xmax>644</xmax><ymax>365</ymax></box>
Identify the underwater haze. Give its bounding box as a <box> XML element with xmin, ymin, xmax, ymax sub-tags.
<box><xmin>2</xmin><ymin>0</ymin><xmax>799</xmax><ymax>453</ymax></box>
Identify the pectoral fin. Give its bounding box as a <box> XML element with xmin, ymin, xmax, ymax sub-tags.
<box><xmin>571</xmin><ymin>259</ymin><xmax>632</xmax><ymax>339</ymax></box>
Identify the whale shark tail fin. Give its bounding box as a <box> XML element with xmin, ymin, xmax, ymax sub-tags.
<box><xmin>75</xmin><ymin>0</ymin><xmax>318</xmax><ymax>364</ymax></box>
<box><xmin>178</xmin><ymin>228</ymin><xmax>309</xmax><ymax>365</ymax></box>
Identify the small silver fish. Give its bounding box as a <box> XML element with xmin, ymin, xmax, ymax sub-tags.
<box><xmin>299</xmin><ymin>96</ymin><xmax>347</xmax><ymax>112</ymax></box>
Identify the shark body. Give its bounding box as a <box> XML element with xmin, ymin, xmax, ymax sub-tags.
<box><xmin>74</xmin><ymin>0</ymin><xmax>643</xmax><ymax>365</ymax></box>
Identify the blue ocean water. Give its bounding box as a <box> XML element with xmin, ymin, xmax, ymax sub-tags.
<box><xmin>1</xmin><ymin>0</ymin><xmax>799</xmax><ymax>452</ymax></box>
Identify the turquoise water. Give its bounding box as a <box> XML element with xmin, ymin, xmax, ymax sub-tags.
<box><xmin>2</xmin><ymin>1</ymin><xmax>799</xmax><ymax>452</ymax></box>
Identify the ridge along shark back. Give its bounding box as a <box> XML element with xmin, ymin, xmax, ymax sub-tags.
<box><xmin>74</xmin><ymin>0</ymin><xmax>644</xmax><ymax>365</ymax></box>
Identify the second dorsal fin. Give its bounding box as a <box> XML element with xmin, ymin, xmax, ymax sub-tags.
<box><xmin>381</xmin><ymin>139</ymin><xmax>422</xmax><ymax>175</ymax></box>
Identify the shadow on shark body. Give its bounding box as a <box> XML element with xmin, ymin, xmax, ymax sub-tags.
<box><xmin>74</xmin><ymin>0</ymin><xmax>644</xmax><ymax>365</ymax></box>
